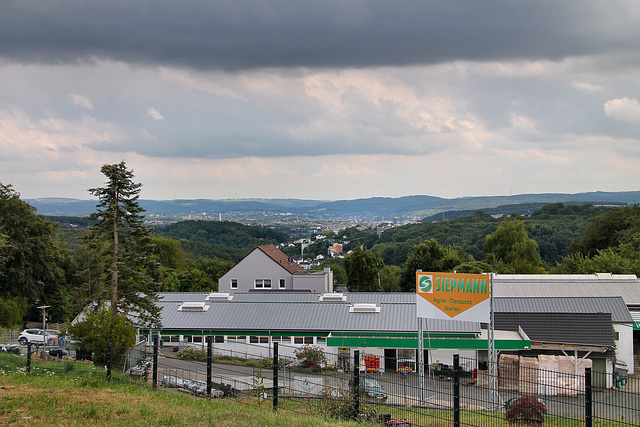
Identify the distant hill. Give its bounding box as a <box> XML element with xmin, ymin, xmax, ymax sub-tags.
<box><xmin>26</xmin><ymin>191</ymin><xmax>640</xmax><ymax>219</ymax></box>
<box><xmin>421</xmin><ymin>201</ymin><xmax>627</xmax><ymax>222</ymax></box>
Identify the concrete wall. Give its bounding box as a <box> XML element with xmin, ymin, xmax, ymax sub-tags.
<box><xmin>292</xmin><ymin>268</ymin><xmax>333</xmax><ymax>293</ymax></box>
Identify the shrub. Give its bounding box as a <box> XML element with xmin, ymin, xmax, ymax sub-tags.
<box><xmin>294</xmin><ymin>345</ymin><xmax>326</xmax><ymax>369</ymax></box>
<box><xmin>67</xmin><ymin>302</ymin><xmax>135</xmax><ymax>365</ymax></box>
<box><xmin>319</xmin><ymin>387</ymin><xmax>377</xmax><ymax>422</ymax></box>
<box><xmin>505</xmin><ymin>396</ymin><xmax>547</xmax><ymax>425</ymax></box>
<box><xmin>177</xmin><ymin>347</ymin><xmax>206</xmax><ymax>361</ymax></box>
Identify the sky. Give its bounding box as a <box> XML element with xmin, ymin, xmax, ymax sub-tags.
<box><xmin>2</xmin><ymin>1</ymin><xmax>640</xmax><ymax>201</ymax></box>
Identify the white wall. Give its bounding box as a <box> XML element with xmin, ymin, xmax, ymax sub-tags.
<box><xmin>218</xmin><ymin>250</ymin><xmax>293</xmax><ymax>293</ymax></box>
<box><xmin>614</xmin><ymin>323</ymin><xmax>635</xmax><ymax>374</ymax></box>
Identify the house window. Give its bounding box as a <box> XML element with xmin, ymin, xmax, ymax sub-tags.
<box><xmin>316</xmin><ymin>336</ymin><xmax>327</xmax><ymax>345</ymax></box>
<box><xmin>279</xmin><ymin>278</ymin><xmax>286</xmax><ymax>289</ymax></box>
<box><xmin>294</xmin><ymin>336</ymin><xmax>314</xmax><ymax>344</ymax></box>
<box><xmin>227</xmin><ymin>336</ymin><xmax>246</xmax><ymax>343</ymax></box>
<box><xmin>250</xmin><ymin>336</ymin><xmax>269</xmax><ymax>344</ymax></box>
<box><xmin>230</xmin><ymin>279</ymin><xmax>238</xmax><ymax>289</ymax></box>
<box><xmin>613</xmin><ymin>331</ymin><xmax>620</xmax><ymax>340</ymax></box>
<box><xmin>272</xmin><ymin>336</ymin><xmax>291</xmax><ymax>343</ymax></box>
<box><xmin>214</xmin><ymin>335</ymin><xmax>224</xmax><ymax>343</ymax></box>
<box><xmin>255</xmin><ymin>279</ymin><xmax>272</xmax><ymax>289</ymax></box>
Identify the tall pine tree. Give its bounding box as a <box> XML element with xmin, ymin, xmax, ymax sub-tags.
<box><xmin>84</xmin><ymin>161</ymin><xmax>160</xmax><ymax>327</ymax></box>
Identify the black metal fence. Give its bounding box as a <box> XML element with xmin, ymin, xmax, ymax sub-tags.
<box><xmin>11</xmin><ymin>338</ymin><xmax>640</xmax><ymax>426</ymax></box>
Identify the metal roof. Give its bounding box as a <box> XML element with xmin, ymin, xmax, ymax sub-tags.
<box><xmin>154</xmin><ymin>291</ymin><xmax>633</xmax><ymax>336</ymax></box>
<box><xmin>494</xmin><ymin>312</ymin><xmax>614</xmax><ymax>348</ymax></box>
<box><xmin>157</xmin><ymin>295</ymin><xmax>480</xmax><ymax>335</ymax></box>
<box><xmin>230</xmin><ymin>292</ymin><xmax>416</xmax><ymax>304</ymax></box>
<box><xmin>493</xmin><ymin>274</ymin><xmax>640</xmax><ymax>306</ymax></box>
<box><xmin>494</xmin><ymin>296</ymin><xmax>633</xmax><ymax>323</ymax></box>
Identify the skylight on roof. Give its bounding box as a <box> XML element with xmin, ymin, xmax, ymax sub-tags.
<box><xmin>179</xmin><ymin>302</ymin><xmax>209</xmax><ymax>312</ymax></box>
<box><xmin>206</xmin><ymin>292</ymin><xmax>232</xmax><ymax>301</ymax></box>
<box><xmin>350</xmin><ymin>303</ymin><xmax>380</xmax><ymax>313</ymax></box>
<box><xmin>320</xmin><ymin>292</ymin><xmax>346</xmax><ymax>302</ymax></box>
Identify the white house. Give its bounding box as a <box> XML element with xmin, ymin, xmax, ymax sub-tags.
<box><xmin>218</xmin><ymin>245</ymin><xmax>333</xmax><ymax>294</ymax></box>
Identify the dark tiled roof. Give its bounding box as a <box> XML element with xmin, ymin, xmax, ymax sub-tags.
<box><xmin>494</xmin><ymin>312</ymin><xmax>614</xmax><ymax>347</ymax></box>
<box><xmin>257</xmin><ymin>244</ymin><xmax>304</xmax><ymax>274</ymax></box>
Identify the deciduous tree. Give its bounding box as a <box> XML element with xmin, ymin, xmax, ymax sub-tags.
<box><xmin>344</xmin><ymin>245</ymin><xmax>384</xmax><ymax>292</ymax></box>
<box><xmin>484</xmin><ymin>220</ymin><xmax>545</xmax><ymax>274</ymax></box>
<box><xmin>0</xmin><ymin>184</ymin><xmax>71</xmax><ymax>321</ymax></box>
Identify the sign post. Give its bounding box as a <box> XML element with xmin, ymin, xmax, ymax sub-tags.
<box><xmin>416</xmin><ymin>272</ymin><xmax>495</xmax><ymax>407</ymax></box>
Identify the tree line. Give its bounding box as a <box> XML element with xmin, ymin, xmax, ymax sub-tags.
<box><xmin>2</xmin><ymin>161</ymin><xmax>640</xmax><ymax>331</ymax></box>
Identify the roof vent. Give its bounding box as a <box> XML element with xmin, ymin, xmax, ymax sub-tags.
<box><xmin>350</xmin><ymin>303</ymin><xmax>380</xmax><ymax>313</ymax></box>
<box><xmin>320</xmin><ymin>292</ymin><xmax>346</xmax><ymax>302</ymax></box>
<box><xmin>206</xmin><ymin>292</ymin><xmax>232</xmax><ymax>301</ymax></box>
<box><xmin>179</xmin><ymin>302</ymin><xmax>209</xmax><ymax>312</ymax></box>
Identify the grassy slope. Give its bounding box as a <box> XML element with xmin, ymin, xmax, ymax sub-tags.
<box><xmin>0</xmin><ymin>374</ymin><xmax>365</xmax><ymax>427</ymax></box>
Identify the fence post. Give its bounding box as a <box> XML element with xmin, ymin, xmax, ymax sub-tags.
<box><xmin>273</xmin><ymin>342</ymin><xmax>279</xmax><ymax>411</ymax></box>
<box><xmin>26</xmin><ymin>343</ymin><xmax>32</xmax><ymax>375</ymax></box>
<box><xmin>585</xmin><ymin>367</ymin><xmax>592</xmax><ymax>427</ymax></box>
<box><xmin>453</xmin><ymin>354</ymin><xmax>460</xmax><ymax>427</ymax></box>
<box><xmin>152</xmin><ymin>333</ymin><xmax>159</xmax><ymax>388</ymax></box>
<box><xmin>207</xmin><ymin>335</ymin><xmax>212</xmax><ymax>397</ymax></box>
<box><xmin>107</xmin><ymin>343</ymin><xmax>112</xmax><ymax>381</ymax></box>
<box><xmin>353</xmin><ymin>350</ymin><xmax>360</xmax><ymax>419</ymax></box>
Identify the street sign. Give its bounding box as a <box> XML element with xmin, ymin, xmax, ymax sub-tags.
<box><xmin>416</xmin><ymin>272</ymin><xmax>490</xmax><ymax>322</ymax></box>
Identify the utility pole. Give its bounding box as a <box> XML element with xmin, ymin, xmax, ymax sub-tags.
<box><xmin>38</xmin><ymin>305</ymin><xmax>50</xmax><ymax>355</ymax></box>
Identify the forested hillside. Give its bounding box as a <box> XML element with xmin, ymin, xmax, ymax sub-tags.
<box><xmin>154</xmin><ymin>220</ymin><xmax>291</xmax><ymax>262</ymax></box>
<box><xmin>373</xmin><ymin>203</ymin><xmax>611</xmax><ymax>267</ymax></box>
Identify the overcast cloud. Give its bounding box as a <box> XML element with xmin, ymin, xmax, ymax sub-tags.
<box><xmin>1</xmin><ymin>1</ymin><xmax>640</xmax><ymax>201</ymax></box>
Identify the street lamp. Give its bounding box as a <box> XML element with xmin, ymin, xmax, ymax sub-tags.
<box><xmin>37</xmin><ymin>305</ymin><xmax>50</xmax><ymax>354</ymax></box>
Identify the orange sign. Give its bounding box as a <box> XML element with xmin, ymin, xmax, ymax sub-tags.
<box><xmin>416</xmin><ymin>272</ymin><xmax>490</xmax><ymax>322</ymax></box>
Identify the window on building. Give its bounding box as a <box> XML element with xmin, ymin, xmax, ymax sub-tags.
<box><xmin>214</xmin><ymin>335</ymin><xmax>224</xmax><ymax>343</ymax></box>
<box><xmin>279</xmin><ymin>278</ymin><xmax>286</xmax><ymax>289</ymax></box>
<box><xmin>227</xmin><ymin>336</ymin><xmax>246</xmax><ymax>343</ymax></box>
<box><xmin>272</xmin><ymin>336</ymin><xmax>290</xmax><ymax>343</ymax></box>
<box><xmin>161</xmin><ymin>335</ymin><xmax>180</xmax><ymax>343</ymax></box>
<box><xmin>250</xmin><ymin>336</ymin><xmax>269</xmax><ymax>344</ymax></box>
<box><xmin>230</xmin><ymin>279</ymin><xmax>238</xmax><ymax>289</ymax></box>
<box><xmin>255</xmin><ymin>279</ymin><xmax>272</xmax><ymax>289</ymax></box>
<box><xmin>316</xmin><ymin>336</ymin><xmax>327</xmax><ymax>345</ymax></box>
<box><xmin>294</xmin><ymin>336</ymin><xmax>314</xmax><ymax>344</ymax></box>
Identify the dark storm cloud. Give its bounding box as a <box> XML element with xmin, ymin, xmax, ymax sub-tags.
<box><xmin>1</xmin><ymin>1</ymin><xmax>637</xmax><ymax>70</ymax></box>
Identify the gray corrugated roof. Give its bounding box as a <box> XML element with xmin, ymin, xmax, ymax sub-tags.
<box><xmin>158</xmin><ymin>300</ymin><xmax>480</xmax><ymax>334</ymax></box>
<box><xmin>230</xmin><ymin>292</ymin><xmax>416</xmax><ymax>304</ymax></box>
<box><xmin>160</xmin><ymin>292</ymin><xmax>211</xmax><ymax>302</ymax></box>
<box><xmin>493</xmin><ymin>274</ymin><xmax>640</xmax><ymax>306</ymax></box>
<box><xmin>495</xmin><ymin>312</ymin><xmax>614</xmax><ymax>347</ymax></box>
<box><xmin>494</xmin><ymin>296</ymin><xmax>633</xmax><ymax>323</ymax></box>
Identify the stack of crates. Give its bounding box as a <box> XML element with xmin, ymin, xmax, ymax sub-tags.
<box><xmin>364</xmin><ymin>355</ymin><xmax>380</xmax><ymax>373</ymax></box>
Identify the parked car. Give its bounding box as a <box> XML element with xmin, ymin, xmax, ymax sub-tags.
<box><xmin>350</xmin><ymin>375</ymin><xmax>387</xmax><ymax>401</ymax></box>
<box><xmin>0</xmin><ymin>343</ymin><xmax>20</xmax><ymax>354</ymax></box>
<box><xmin>17</xmin><ymin>329</ymin><xmax>56</xmax><ymax>346</ymax></box>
